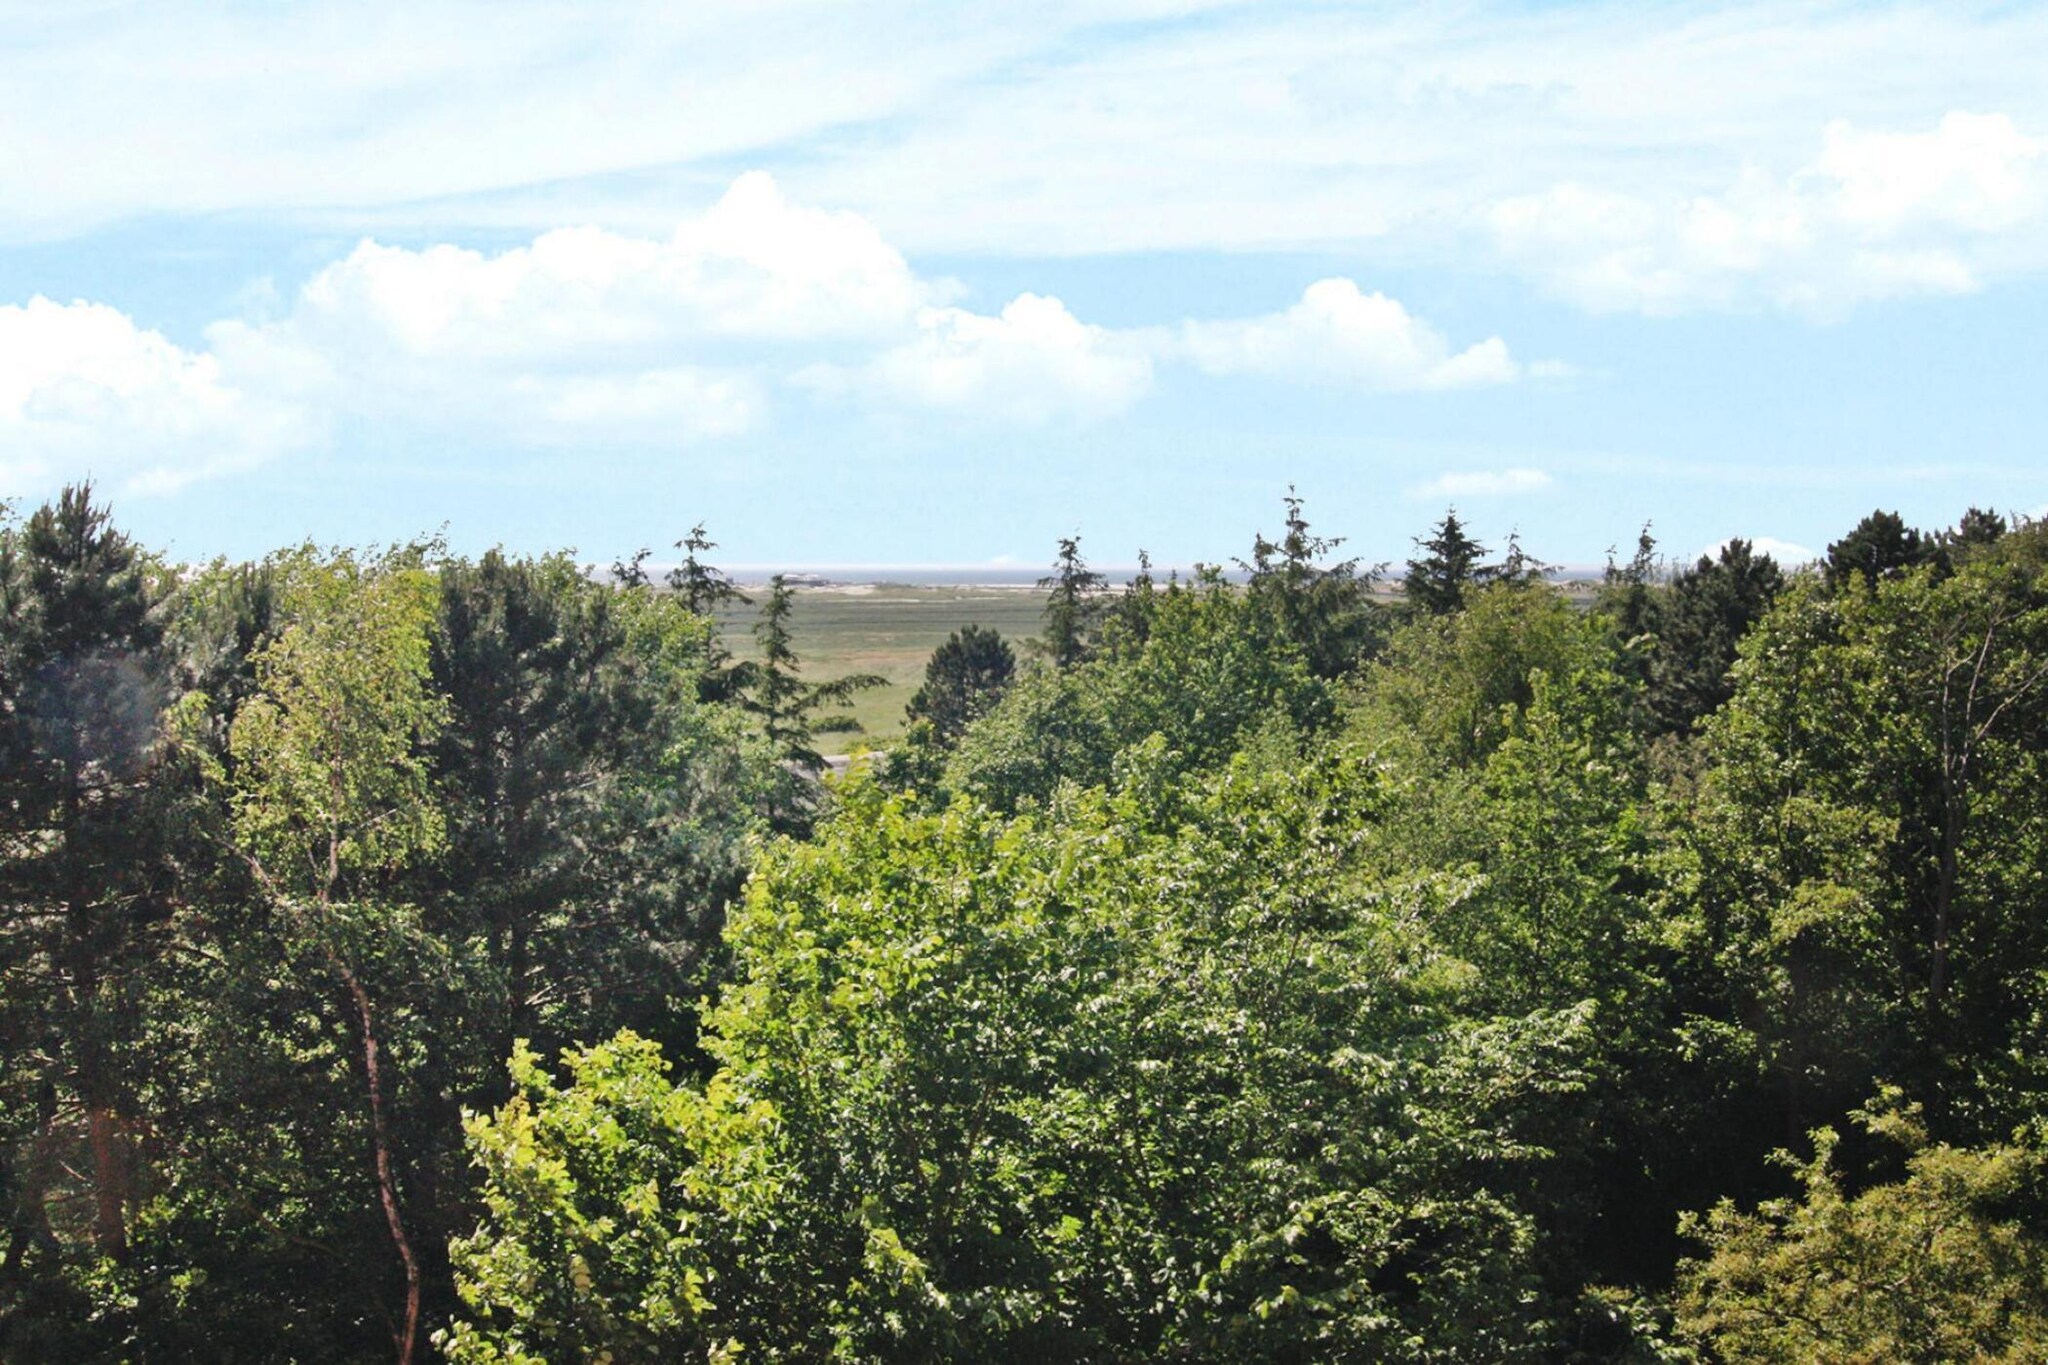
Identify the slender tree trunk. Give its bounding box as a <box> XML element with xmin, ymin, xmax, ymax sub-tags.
<box><xmin>333</xmin><ymin>953</ymin><xmax>421</xmax><ymax>1365</ymax></box>
<box><xmin>66</xmin><ymin>752</ymin><xmax>128</xmax><ymax>1262</ymax></box>
<box><xmin>84</xmin><ymin>1102</ymin><xmax>126</xmax><ymax>1260</ymax></box>
<box><xmin>72</xmin><ymin>959</ymin><xmax>128</xmax><ymax>1259</ymax></box>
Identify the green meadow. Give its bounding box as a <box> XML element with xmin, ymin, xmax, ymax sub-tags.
<box><xmin>716</xmin><ymin>583</ymin><xmax>1049</xmax><ymax>744</ymax></box>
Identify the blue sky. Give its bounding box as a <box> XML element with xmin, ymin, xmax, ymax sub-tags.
<box><xmin>3</xmin><ymin>0</ymin><xmax>2045</xmax><ymax>572</ymax></box>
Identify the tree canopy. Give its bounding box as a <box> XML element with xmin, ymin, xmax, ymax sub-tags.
<box><xmin>6</xmin><ymin>487</ymin><xmax>2048</xmax><ymax>1363</ymax></box>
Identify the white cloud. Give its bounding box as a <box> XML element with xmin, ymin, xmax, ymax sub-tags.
<box><xmin>275</xmin><ymin>172</ymin><xmax>933</xmax><ymax>355</ymax></box>
<box><xmin>1818</xmin><ymin>113</ymin><xmax>2043</xmax><ymax>233</ymax></box>
<box><xmin>803</xmin><ymin>294</ymin><xmax>1154</xmax><ymax>422</ymax></box>
<box><xmin>1408</xmin><ymin>467</ymin><xmax>1553</xmax><ymax>500</ymax></box>
<box><xmin>0</xmin><ymin>297</ymin><xmax>302</xmax><ymax>496</ymax></box>
<box><xmin>1701</xmin><ymin>535</ymin><xmax>1817</xmax><ymax>565</ymax></box>
<box><xmin>208</xmin><ymin>172</ymin><xmax>936</xmax><ymax>447</ymax></box>
<box><xmin>1177</xmin><ymin>279</ymin><xmax>1528</xmax><ymax>391</ymax></box>
<box><xmin>788</xmin><ymin>4</ymin><xmax>2048</xmax><ymax>287</ymax></box>
<box><xmin>1491</xmin><ymin>112</ymin><xmax>2046</xmax><ymax>315</ymax></box>
<box><xmin>1</xmin><ymin>175</ymin><xmax>1550</xmax><ymax>494</ymax></box>
<box><xmin>0</xmin><ymin>6</ymin><xmax>2043</xmax><ymax>319</ymax></box>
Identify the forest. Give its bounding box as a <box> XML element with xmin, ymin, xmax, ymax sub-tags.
<box><xmin>4</xmin><ymin>485</ymin><xmax>2047</xmax><ymax>1362</ymax></box>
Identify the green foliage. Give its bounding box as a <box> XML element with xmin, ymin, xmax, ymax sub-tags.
<box><xmin>1403</xmin><ymin>509</ymin><xmax>1488</xmax><ymax>617</ymax></box>
<box><xmin>1037</xmin><ymin>535</ymin><xmax>1106</xmax><ymax>668</ymax></box>
<box><xmin>229</xmin><ymin>546</ymin><xmax>448</xmax><ymax>886</ymax></box>
<box><xmin>0</xmin><ymin>483</ymin><xmax>182</xmax><ymax>1305</ymax></box>
<box><xmin>1823</xmin><ymin>508</ymin><xmax>1935</xmax><ymax>593</ymax></box>
<box><xmin>1238</xmin><ymin>489</ymin><xmax>1386</xmax><ymax>679</ymax></box>
<box><xmin>1352</xmin><ymin>578</ymin><xmax>1615</xmax><ymax>768</ymax></box>
<box><xmin>665</xmin><ymin>522</ymin><xmax>750</xmax><ymax>702</ymax></box>
<box><xmin>0</xmin><ymin>501</ymin><xmax>770</xmax><ymax>1360</ymax></box>
<box><xmin>905</xmin><ymin>623</ymin><xmax>1015</xmax><ymax>747</ymax></box>
<box><xmin>8</xmin><ymin>491</ymin><xmax>2048</xmax><ymax>1362</ymax></box>
<box><xmin>1686</xmin><ymin>531</ymin><xmax>2048</xmax><ymax>1134</ymax></box>
<box><xmin>423</xmin><ymin>548</ymin><xmax>768</xmax><ymax>1068</ymax></box>
<box><xmin>1678</xmin><ymin>1095</ymin><xmax>2048</xmax><ymax>1362</ymax></box>
<box><xmin>449</xmin><ymin>765</ymin><xmax>1601</xmax><ymax>1360</ymax></box>
<box><xmin>1646</xmin><ymin>538</ymin><xmax>1785</xmax><ymax>737</ymax></box>
<box><xmin>738</xmin><ymin>576</ymin><xmax>885</xmax><ymax>768</ymax></box>
<box><xmin>946</xmin><ymin>566</ymin><xmax>1325</xmax><ymax>810</ymax></box>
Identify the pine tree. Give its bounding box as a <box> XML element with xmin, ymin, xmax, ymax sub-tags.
<box><xmin>1598</xmin><ymin>523</ymin><xmax>1662</xmax><ymax>642</ymax></box>
<box><xmin>664</xmin><ymin>523</ymin><xmax>750</xmax><ymax>701</ymax></box>
<box><xmin>0</xmin><ymin>485</ymin><xmax>178</xmax><ymax>1264</ymax></box>
<box><xmin>1483</xmin><ymin>529</ymin><xmax>1551</xmax><ymax>588</ymax></box>
<box><xmin>906</xmin><ymin>625</ymin><xmax>1016</xmax><ymax>747</ymax></box>
<box><xmin>667</xmin><ymin>523</ymin><xmax>749</xmax><ymax>616</ymax></box>
<box><xmin>1824</xmin><ymin>509</ymin><xmax>1932</xmax><ymax>592</ymax></box>
<box><xmin>734</xmin><ymin>577</ymin><xmax>884</xmax><ymax>821</ymax></box>
<box><xmin>1649</xmin><ymin>538</ymin><xmax>1784</xmax><ymax>735</ymax></box>
<box><xmin>1038</xmin><ymin>536</ymin><xmax>1107</xmax><ymax>668</ymax></box>
<box><xmin>1239</xmin><ymin>490</ymin><xmax>1383</xmax><ymax>677</ymax></box>
<box><xmin>1403</xmin><ymin>510</ymin><xmax>1487</xmax><ymax>617</ymax></box>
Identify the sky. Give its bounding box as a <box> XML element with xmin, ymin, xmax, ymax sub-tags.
<box><xmin>2</xmin><ymin>0</ymin><xmax>2046</xmax><ymax>573</ymax></box>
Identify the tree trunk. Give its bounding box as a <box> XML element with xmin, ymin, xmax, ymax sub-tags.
<box><xmin>334</xmin><ymin>954</ymin><xmax>421</xmax><ymax>1365</ymax></box>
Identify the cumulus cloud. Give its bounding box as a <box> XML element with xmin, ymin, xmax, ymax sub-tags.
<box><xmin>802</xmin><ymin>294</ymin><xmax>1154</xmax><ymax>422</ymax></box>
<box><xmin>1176</xmin><ymin>279</ymin><xmax>1530</xmax><ymax>390</ymax></box>
<box><xmin>2</xmin><ymin>175</ymin><xmax>1550</xmax><ymax>495</ymax></box>
<box><xmin>1408</xmin><ymin>467</ymin><xmax>1553</xmax><ymax>500</ymax></box>
<box><xmin>276</xmin><ymin>172</ymin><xmax>934</xmax><ymax>355</ymax></box>
<box><xmin>0</xmin><ymin>297</ymin><xmax>302</xmax><ymax>496</ymax></box>
<box><xmin>205</xmin><ymin>172</ymin><xmax>935</xmax><ymax>446</ymax></box>
<box><xmin>1491</xmin><ymin>113</ymin><xmax>2046</xmax><ymax>315</ymax></box>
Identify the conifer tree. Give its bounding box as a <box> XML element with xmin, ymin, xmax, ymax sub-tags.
<box><xmin>734</xmin><ymin>577</ymin><xmax>884</xmax><ymax>819</ymax></box>
<box><xmin>1824</xmin><ymin>509</ymin><xmax>1932</xmax><ymax>592</ymax></box>
<box><xmin>665</xmin><ymin>523</ymin><xmax>749</xmax><ymax>701</ymax></box>
<box><xmin>1038</xmin><ymin>536</ymin><xmax>1106</xmax><ymax>668</ymax></box>
<box><xmin>1239</xmin><ymin>490</ymin><xmax>1383</xmax><ymax>677</ymax></box>
<box><xmin>1403</xmin><ymin>509</ymin><xmax>1488</xmax><ymax>616</ymax></box>
<box><xmin>0</xmin><ymin>484</ymin><xmax>176</xmax><ymax>1263</ymax></box>
<box><xmin>906</xmin><ymin>624</ymin><xmax>1015</xmax><ymax>747</ymax></box>
<box><xmin>1648</xmin><ymin>538</ymin><xmax>1784</xmax><ymax>735</ymax></box>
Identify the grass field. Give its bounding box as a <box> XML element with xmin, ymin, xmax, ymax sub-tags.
<box><xmin>710</xmin><ymin>574</ymin><xmax>1609</xmax><ymax>749</ymax></box>
<box><xmin>716</xmin><ymin>583</ymin><xmax>1049</xmax><ymax>746</ymax></box>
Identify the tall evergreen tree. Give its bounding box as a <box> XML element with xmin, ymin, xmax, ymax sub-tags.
<box><xmin>1483</xmin><ymin>528</ymin><xmax>1551</xmax><ymax>588</ymax></box>
<box><xmin>1951</xmin><ymin>506</ymin><xmax>2010</xmax><ymax>552</ymax></box>
<box><xmin>1038</xmin><ymin>536</ymin><xmax>1106</xmax><ymax>667</ymax></box>
<box><xmin>1825</xmin><ymin>509</ymin><xmax>1932</xmax><ymax>592</ymax></box>
<box><xmin>906</xmin><ymin>624</ymin><xmax>1015</xmax><ymax>748</ymax></box>
<box><xmin>734</xmin><ymin>578</ymin><xmax>884</xmax><ymax>828</ymax></box>
<box><xmin>1598</xmin><ymin>524</ymin><xmax>1662</xmax><ymax>641</ymax></box>
<box><xmin>426</xmin><ymin>550</ymin><xmax>760</xmax><ymax>1073</ymax></box>
<box><xmin>661</xmin><ymin>524</ymin><xmax>750</xmax><ymax>702</ymax></box>
<box><xmin>1099</xmin><ymin>550</ymin><xmax>1160</xmax><ymax>654</ymax></box>
<box><xmin>666</xmin><ymin>523</ymin><xmax>749</xmax><ymax>617</ymax></box>
<box><xmin>0</xmin><ymin>485</ymin><xmax>177</xmax><ymax>1269</ymax></box>
<box><xmin>1403</xmin><ymin>509</ymin><xmax>1488</xmax><ymax>616</ymax></box>
<box><xmin>1238</xmin><ymin>490</ymin><xmax>1384</xmax><ymax>677</ymax></box>
<box><xmin>1647</xmin><ymin>538</ymin><xmax>1785</xmax><ymax>736</ymax></box>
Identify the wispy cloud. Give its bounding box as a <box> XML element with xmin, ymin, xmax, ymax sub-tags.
<box><xmin>1407</xmin><ymin>468</ymin><xmax>1554</xmax><ymax>500</ymax></box>
<box><xmin>2</xmin><ymin>3</ymin><xmax>2047</xmax><ymax>325</ymax></box>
